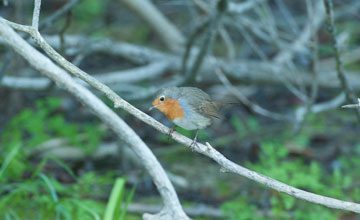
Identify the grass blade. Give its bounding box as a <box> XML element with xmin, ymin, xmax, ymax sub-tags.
<box><xmin>119</xmin><ymin>184</ymin><xmax>136</xmax><ymax>220</ymax></box>
<box><xmin>0</xmin><ymin>144</ymin><xmax>21</xmax><ymax>179</ymax></box>
<box><xmin>103</xmin><ymin>178</ymin><xmax>126</xmax><ymax>220</ymax></box>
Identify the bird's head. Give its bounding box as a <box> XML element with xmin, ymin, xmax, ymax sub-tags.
<box><xmin>149</xmin><ymin>87</ymin><xmax>184</xmax><ymax>121</ymax></box>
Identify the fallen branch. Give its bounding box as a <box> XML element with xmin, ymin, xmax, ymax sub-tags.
<box><xmin>127</xmin><ymin>203</ymin><xmax>224</xmax><ymax>219</ymax></box>
<box><xmin>1</xmin><ymin>61</ymin><xmax>169</xmax><ymax>91</ymax></box>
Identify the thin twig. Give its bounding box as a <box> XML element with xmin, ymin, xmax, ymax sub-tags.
<box><xmin>294</xmin><ymin>0</ymin><xmax>320</xmax><ymax>132</ymax></box>
<box><xmin>228</xmin><ymin>0</ymin><xmax>265</xmax><ymax>14</ymax></box>
<box><xmin>39</xmin><ymin>0</ymin><xmax>80</xmax><ymax>31</ymax></box>
<box><xmin>59</xmin><ymin>10</ymin><xmax>72</xmax><ymax>55</ymax></box>
<box><xmin>342</xmin><ymin>98</ymin><xmax>360</xmax><ymax>109</ymax></box>
<box><xmin>323</xmin><ymin>0</ymin><xmax>360</xmax><ymax>118</ymax></box>
<box><xmin>295</xmin><ymin>93</ymin><xmax>346</xmax><ymax>123</ymax></box>
<box><xmin>32</xmin><ymin>0</ymin><xmax>41</xmax><ymax>30</ymax></box>
<box><xmin>219</xmin><ymin>25</ymin><xmax>235</xmax><ymax>60</ymax></box>
<box><xmin>183</xmin><ymin>0</ymin><xmax>227</xmax><ymax>84</ymax></box>
<box><xmin>181</xmin><ymin>18</ymin><xmax>210</xmax><ymax>77</ymax></box>
<box><xmin>0</xmin><ymin>48</ymin><xmax>13</xmax><ymax>82</ymax></box>
<box><xmin>274</xmin><ymin>0</ymin><xmax>299</xmax><ymax>35</ymax></box>
<box><xmin>216</xmin><ymin>68</ymin><xmax>291</xmax><ymax>121</ymax></box>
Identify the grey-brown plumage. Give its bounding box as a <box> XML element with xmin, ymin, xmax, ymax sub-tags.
<box><xmin>150</xmin><ymin>86</ymin><xmax>236</xmax><ymax>148</ymax></box>
<box><xmin>152</xmin><ymin>87</ymin><xmax>230</xmax><ymax>130</ymax></box>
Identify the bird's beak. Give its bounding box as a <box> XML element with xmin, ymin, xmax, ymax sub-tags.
<box><xmin>149</xmin><ymin>105</ymin><xmax>157</xmax><ymax>111</ymax></box>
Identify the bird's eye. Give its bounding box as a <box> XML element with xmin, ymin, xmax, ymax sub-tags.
<box><xmin>159</xmin><ymin>96</ymin><xmax>165</xmax><ymax>102</ymax></box>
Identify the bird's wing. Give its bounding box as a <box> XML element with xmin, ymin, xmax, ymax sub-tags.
<box><xmin>179</xmin><ymin>87</ymin><xmax>223</xmax><ymax>119</ymax></box>
<box><xmin>197</xmin><ymin>102</ymin><xmax>224</xmax><ymax>119</ymax></box>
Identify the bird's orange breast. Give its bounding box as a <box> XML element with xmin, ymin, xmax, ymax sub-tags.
<box><xmin>156</xmin><ymin>98</ymin><xmax>184</xmax><ymax>121</ymax></box>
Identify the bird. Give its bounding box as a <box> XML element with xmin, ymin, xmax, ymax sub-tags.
<box><xmin>149</xmin><ymin>86</ymin><xmax>232</xmax><ymax>148</ymax></box>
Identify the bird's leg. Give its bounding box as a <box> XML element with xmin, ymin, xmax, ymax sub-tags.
<box><xmin>189</xmin><ymin>130</ymin><xmax>199</xmax><ymax>151</ymax></box>
<box><xmin>167</xmin><ymin>126</ymin><xmax>176</xmax><ymax>139</ymax></box>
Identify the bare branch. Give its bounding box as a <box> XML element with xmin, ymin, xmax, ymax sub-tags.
<box><xmin>323</xmin><ymin>0</ymin><xmax>360</xmax><ymax>118</ymax></box>
<box><xmin>228</xmin><ymin>0</ymin><xmax>265</xmax><ymax>14</ymax></box>
<box><xmin>203</xmin><ymin>141</ymin><xmax>360</xmax><ymax>213</ymax></box>
<box><xmin>38</xmin><ymin>35</ymin><xmax>360</xmax><ymax>91</ymax></box>
<box><xmin>39</xmin><ymin>0</ymin><xmax>79</xmax><ymax>30</ymax></box>
<box><xmin>295</xmin><ymin>93</ymin><xmax>346</xmax><ymax>123</ymax></box>
<box><xmin>1</xmin><ymin>76</ymin><xmax>51</xmax><ymax>90</ymax></box>
<box><xmin>95</xmin><ymin>61</ymin><xmax>170</xmax><ymax>84</ymax></box>
<box><xmin>274</xmin><ymin>0</ymin><xmax>299</xmax><ymax>35</ymax></box>
<box><xmin>342</xmin><ymin>98</ymin><xmax>360</xmax><ymax>109</ymax></box>
<box><xmin>215</xmin><ymin>68</ymin><xmax>291</xmax><ymax>121</ymax></box>
<box><xmin>274</xmin><ymin>1</ymin><xmax>325</xmax><ymax>63</ymax></box>
<box><xmin>183</xmin><ymin>0</ymin><xmax>226</xmax><ymax>84</ymax></box>
<box><xmin>32</xmin><ymin>0</ymin><xmax>41</xmax><ymax>30</ymax></box>
<box><xmin>128</xmin><ymin>203</ymin><xmax>224</xmax><ymax>219</ymax></box>
<box><xmin>219</xmin><ymin>25</ymin><xmax>235</xmax><ymax>60</ymax></box>
<box><xmin>119</xmin><ymin>0</ymin><xmax>185</xmax><ymax>51</ymax></box>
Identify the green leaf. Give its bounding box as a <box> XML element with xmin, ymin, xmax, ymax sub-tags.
<box><xmin>119</xmin><ymin>185</ymin><xmax>136</xmax><ymax>220</ymax></box>
<box><xmin>39</xmin><ymin>173</ymin><xmax>58</xmax><ymax>202</ymax></box>
<box><xmin>0</xmin><ymin>144</ymin><xmax>21</xmax><ymax>179</ymax></box>
<box><xmin>72</xmin><ymin>199</ymin><xmax>101</xmax><ymax>220</ymax></box>
<box><xmin>104</xmin><ymin>178</ymin><xmax>126</xmax><ymax>220</ymax></box>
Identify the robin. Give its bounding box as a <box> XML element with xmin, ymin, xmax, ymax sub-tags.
<box><xmin>149</xmin><ymin>86</ymin><xmax>231</xmax><ymax>148</ymax></box>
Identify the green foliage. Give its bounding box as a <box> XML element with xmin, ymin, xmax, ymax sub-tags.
<box><xmin>222</xmin><ymin>197</ymin><xmax>266</xmax><ymax>220</ymax></box>
<box><xmin>230</xmin><ymin>115</ymin><xmax>261</xmax><ymax>138</ymax></box>
<box><xmin>221</xmin><ymin>138</ymin><xmax>358</xmax><ymax>219</ymax></box>
<box><xmin>0</xmin><ymin>172</ymin><xmax>107</xmax><ymax>219</ymax></box>
<box><xmin>0</xmin><ymin>168</ymin><xmax>135</xmax><ymax>219</ymax></box>
<box><xmin>73</xmin><ymin>0</ymin><xmax>106</xmax><ymax>22</ymax></box>
<box><xmin>0</xmin><ymin>97</ymin><xmax>136</xmax><ymax>219</ymax></box>
<box><xmin>230</xmin><ymin>114</ymin><xmax>246</xmax><ymax>136</ymax></box>
<box><xmin>104</xmin><ymin>178</ymin><xmax>136</xmax><ymax>220</ymax></box>
<box><xmin>2</xmin><ymin>96</ymin><xmax>104</xmax><ymax>157</ymax></box>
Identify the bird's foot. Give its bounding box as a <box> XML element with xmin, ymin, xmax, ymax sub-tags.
<box><xmin>167</xmin><ymin>127</ymin><xmax>176</xmax><ymax>140</ymax></box>
<box><xmin>189</xmin><ymin>139</ymin><xmax>199</xmax><ymax>151</ymax></box>
<box><xmin>189</xmin><ymin>130</ymin><xmax>200</xmax><ymax>151</ymax></box>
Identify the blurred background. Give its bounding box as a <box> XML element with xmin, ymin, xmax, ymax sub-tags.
<box><xmin>1</xmin><ymin>0</ymin><xmax>360</xmax><ymax>219</ymax></box>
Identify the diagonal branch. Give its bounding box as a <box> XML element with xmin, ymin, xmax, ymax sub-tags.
<box><xmin>3</xmin><ymin>16</ymin><xmax>360</xmax><ymax>214</ymax></box>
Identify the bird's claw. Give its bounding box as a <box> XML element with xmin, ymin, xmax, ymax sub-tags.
<box><xmin>167</xmin><ymin>127</ymin><xmax>176</xmax><ymax>140</ymax></box>
<box><xmin>189</xmin><ymin>139</ymin><xmax>199</xmax><ymax>151</ymax></box>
